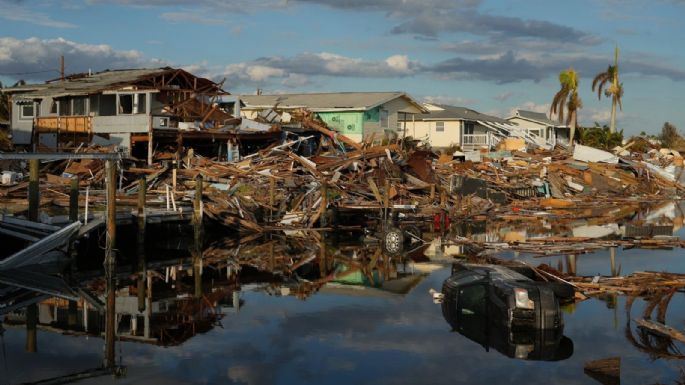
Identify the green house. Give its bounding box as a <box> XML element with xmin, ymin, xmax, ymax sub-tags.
<box><xmin>240</xmin><ymin>92</ymin><xmax>426</xmax><ymax>143</ymax></box>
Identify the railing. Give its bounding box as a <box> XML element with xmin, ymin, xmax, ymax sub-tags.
<box><xmin>35</xmin><ymin>116</ymin><xmax>92</xmax><ymax>134</ymax></box>
<box><xmin>462</xmin><ymin>133</ymin><xmax>490</xmax><ymax>146</ymax></box>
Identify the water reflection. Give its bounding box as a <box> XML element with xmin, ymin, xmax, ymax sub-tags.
<box><xmin>0</xmin><ymin>202</ymin><xmax>684</xmax><ymax>384</ymax></box>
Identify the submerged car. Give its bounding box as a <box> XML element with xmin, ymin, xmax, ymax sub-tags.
<box><xmin>441</xmin><ymin>263</ymin><xmax>574</xmax><ymax>360</ymax></box>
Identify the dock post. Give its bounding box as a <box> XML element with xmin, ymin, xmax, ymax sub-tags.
<box><xmin>137</xmin><ymin>176</ymin><xmax>147</xmax><ymax>240</ymax></box>
<box><xmin>28</xmin><ymin>159</ymin><xmax>39</xmax><ymax>221</ymax></box>
<box><xmin>193</xmin><ymin>175</ymin><xmax>203</xmax><ymax>299</ymax></box>
<box><xmin>103</xmin><ymin>160</ymin><xmax>117</xmax><ymax>369</ymax></box>
<box><xmin>25</xmin><ymin>303</ymin><xmax>37</xmax><ymax>353</ymax></box>
<box><xmin>68</xmin><ymin>300</ymin><xmax>77</xmax><ymax>328</ymax></box>
<box><xmin>26</xmin><ymin>158</ymin><xmax>40</xmax><ymax>352</ymax></box>
<box><xmin>137</xmin><ymin>177</ymin><xmax>147</xmax><ymax>312</ymax></box>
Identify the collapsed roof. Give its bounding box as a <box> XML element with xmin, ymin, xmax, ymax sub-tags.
<box><xmin>5</xmin><ymin>67</ymin><xmax>227</xmax><ymax>99</ymax></box>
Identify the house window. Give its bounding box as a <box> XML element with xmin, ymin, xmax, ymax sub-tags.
<box><xmin>49</xmin><ymin>100</ymin><xmax>57</xmax><ymax>114</ymax></box>
<box><xmin>436</xmin><ymin>121</ymin><xmax>445</xmax><ymax>132</ymax></box>
<box><xmin>58</xmin><ymin>99</ymin><xmax>71</xmax><ymax>116</ymax></box>
<box><xmin>73</xmin><ymin>97</ymin><xmax>87</xmax><ymax>116</ymax></box>
<box><xmin>19</xmin><ymin>103</ymin><xmax>34</xmax><ymax>119</ymax></box>
<box><xmin>464</xmin><ymin>122</ymin><xmax>475</xmax><ymax>135</ymax></box>
<box><xmin>118</xmin><ymin>93</ymin><xmax>147</xmax><ymax>115</ymax></box>
<box><xmin>380</xmin><ymin>109</ymin><xmax>388</xmax><ymax>129</ymax></box>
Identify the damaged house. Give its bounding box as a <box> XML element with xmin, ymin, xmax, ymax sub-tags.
<box><xmin>507</xmin><ymin>109</ymin><xmax>570</xmax><ymax>148</ymax></box>
<box><xmin>3</xmin><ymin>68</ymin><xmax>239</xmax><ymax>162</ymax></box>
<box><xmin>240</xmin><ymin>92</ymin><xmax>426</xmax><ymax>143</ymax></box>
<box><xmin>405</xmin><ymin>104</ymin><xmax>555</xmax><ymax>151</ymax></box>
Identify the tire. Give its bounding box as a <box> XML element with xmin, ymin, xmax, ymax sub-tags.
<box><xmin>383</xmin><ymin>226</ymin><xmax>405</xmax><ymax>255</ymax></box>
<box><xmin>403</xmin><ymin>225</ymin><xmax>423</xmax><ymax>243</ymax></box>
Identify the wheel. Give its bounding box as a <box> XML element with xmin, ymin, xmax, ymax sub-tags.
<box><xmin>383</xmin><ymin>226</ymin><xmax>404</xmax><ymax>255</ymax></box>
<box><xmin>403</xmin><ymin>225</ymin><xmax>423</xmax><ymax>244</ymax></box>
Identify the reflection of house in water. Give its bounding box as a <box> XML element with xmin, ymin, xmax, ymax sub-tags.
<box><xmin>203</xmin><ymin>239</ymin><xmax>432</xmax><ymax>300</ymax></box>
<box><xmin>1</xmin><ymin>260</ymin><xmax>241</xmax><ymax>347</ymax></box>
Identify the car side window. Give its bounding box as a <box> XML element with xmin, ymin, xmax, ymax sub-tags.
<box><xmin>458</xmin><ymin>284</ymin><xmax>487</xmax><ymax>316</ymax></box>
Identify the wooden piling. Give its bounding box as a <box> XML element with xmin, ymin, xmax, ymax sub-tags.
<box><xmin>193</xmin><ymin>175</ymin><xmax>203</xmax><ymax>299</ymax></box>
<box><xmin>68</xmin><ymin>300</ymin><xmax>77</xmax><ymax>327</ymax></box>
<box><xmin>28</xmin><ymin>159</ymin><xmax>39</xmax><ymax>222</ymax></box>
<box><xmin>69</xmin><ymin>177</ymin><xmax>79</xmax><ymax>222</ymax></box>
<box><xmin>136</xmin><ymin>177</ymin><xmax>147</xmax><ymax>312</ymax></box>
<box><xmin>103</xmin><ymin>160</ymin><xmax>117</xmax><ymax>369</ymax></box>
<box><xmin>25</xmin><ymin>303</ymin><xmax>37</xmax><ymax>353</ymax></box>
<box><xmin>27</xmin><ymin>159</ymin><xmax>40</xmax><ymax>352</ymax></box>
<box><xmin>137</xmin><ymin>241</ymin><xmax>146</xmax><ymax>313</ymax></box>
<box><xmin>137</xmin><ymin>176</ymin><xmax>147</xmax><ymax>241</ymax></box>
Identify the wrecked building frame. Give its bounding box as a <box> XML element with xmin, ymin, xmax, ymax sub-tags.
<box><xmin>4</xmin><ymin>68</ymin><xmax>235</xmax><ymax>164</ymax></box>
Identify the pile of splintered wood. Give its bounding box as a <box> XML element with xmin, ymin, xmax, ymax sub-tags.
<box><xmin>566</xmin><ymin>271</ymin><xmax>685</xmax><ymax>297</ymax></box>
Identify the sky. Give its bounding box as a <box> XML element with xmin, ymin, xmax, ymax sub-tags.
<box><xmin>0</xmin><ymin>0</ymin><xmax>683</xmax><ymax>135</ymax></box>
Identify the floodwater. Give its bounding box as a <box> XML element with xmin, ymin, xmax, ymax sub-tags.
<box><xmin>1</xmin><ymin>201</ymin><xmax>685</xmax><ymax>385</ymax></box>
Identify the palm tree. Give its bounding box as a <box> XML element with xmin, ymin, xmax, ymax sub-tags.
<box><xmin>592</xmin><ymin>46</ymin><xmax>624</xmax><ymax>133</ymax></box>
<box><xmin>0</xmin><ymin>79</ymin><xmax>26</xmax><ymax>121</ymax></box>
<box><xmin>0</xmin><ymin>80</ymin><xmax>8</xmax><ymax>121</ymax></box>
<box><xmin>551</xmin><ymin>68</ymin><xmax>582</xmax><ymax>145</ymax></box>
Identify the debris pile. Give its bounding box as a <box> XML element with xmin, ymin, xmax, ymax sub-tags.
<box><xmin>1</xmin><ymin>109</ymin><xmax>684</xmax><ymax>235</ymax></box>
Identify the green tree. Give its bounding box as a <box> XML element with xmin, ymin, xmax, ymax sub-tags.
<box><xmin>0</xmin><ymin>79</ymin><xmax>26</xmax><ymax>121</ymax></box>
<box><xmin>592</xmin><ymin>46</ymin><xmax>624</xmax><ymax>133</ymax></box>
<box><xmin>660</xmin><ymin>122</ymin><xmax>680</xmax><ymax>148</ymax></box>
<box><xmin>0</xmin><ymin>80</ymin><xmax>8</xmax><ymax>121</ymax></box>
<box><xmin>551</xmin><ymin>68</ymin><xmax>582</xmax><ymax>146</ymax></box>
<box><xmin>577</xmin><ymin>123</ymin><xmax>623</xmax><ymax>150</ymax></box>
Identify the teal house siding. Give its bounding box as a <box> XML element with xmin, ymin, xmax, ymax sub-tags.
<box><xmin>316</xmin><ymin>111</ymin><xmax>364</xmax><ymax>136</ymax></box>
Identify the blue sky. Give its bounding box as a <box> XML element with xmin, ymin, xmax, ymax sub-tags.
<box><xmin>0</xmin><ymin>0</ymin><xmax>683</xmax><ymax>135</ymax></box>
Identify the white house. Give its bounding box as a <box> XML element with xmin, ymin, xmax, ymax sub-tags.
<box><xmin>507</xmin><ymin>110</ymin><xmax>570</xmax><ymax>148</ymax></box>
<box><xmin>403</xmin><ymin>103</ymin><xmax>518</xmax><ymax>151</ymax></box>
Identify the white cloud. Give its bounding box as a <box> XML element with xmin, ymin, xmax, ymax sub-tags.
<box><xmin>210</xmin><ymin>52</ymin><xmax>419</xmax><ymax>89</ymax></box>
<box><xmin>493</xmin><ymin>91</ymin><xmax>513</xmax><ymax>102</ymax></box>
<box><xmin>385</xmin><ymin>55</ymin><xmax>411</xmax><ymax>73</ymax></box>
<box><xmin>282</xmin><ymin>73</ymin><xmax>309</xmax><ymax>88</ymax></box>
<box><xmin>0</xmin><ymin>37</ymin><xmax>165</xmax><ymax>80</ymax></box>
<box><xmin>160</xmin><ymin>11</ymin><xmax>227</xmax><ymax>25</ymax></box>
<box><xmin>508</xmin><ymin>101</ymin><xmax>552</xmax><ymax>118</ymax></box>
<box><xmin>0</xmin><ymin>1</ymin><xmax>77</xmax><ymax>28</ymax></box>
<box><xmin>421</xmin><ymin>95</ymin><xmax>477</xmax><ymax>107</ymax></box>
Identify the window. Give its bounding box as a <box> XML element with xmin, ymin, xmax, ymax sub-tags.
<box><xmin>20</xmin><ymin>104</ymin><xmax>34</xmax><ymax>119</ymax></box>
<box><xmin>73</xmin><ymin>97</ymin><xmax>87</xmax><ymax>116</ymax></box>
<box><xmin>436</xmin><ymin>121</ymin><xmax>445</xmax><ymax>132</ymax></box>
<box><xmin>458</xmin><ymin>284</ymin><xmax>487</xmax><ymax>316</ymax></box>
<box><xmin>464</xmin><ymin>122</ymin><xmax>475</xmax><ymax>135</ymax></box>
<box><xmin>380</xmin><ymin>109</ymin><xmax>388</xmax><ymax>129</ymax></box>
<box><xmin>49</xmin><ymin>100</ymin><xmax>57</xmax><ymax>114</ymax></box>
<box><xmin>119</xmin><ymin>94</ymin><xmax>133</xmax><ymax>114</ymax></box>
<box><xmin>118</xmin><ymin>93</ymin><xmax>147</xmax><ymax>114</ymax></box>
<box><xmin>58</xmin><ymin>99</ymin><xmax>71</xmax><ymax>116</ymax></box>
<box><xmin>99</xmin><ymin>95</ymin><xmax>117</xmax><ymax>116</ymax></box>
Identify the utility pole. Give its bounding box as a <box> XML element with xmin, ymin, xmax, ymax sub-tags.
<box><xmin>60</xmin><ymin>55</ymin><xmax>65</xmax><ymax>81</ymax></box>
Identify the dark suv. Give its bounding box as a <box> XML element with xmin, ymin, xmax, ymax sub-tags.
<box><xmin>441</xmin><ymin>263</ymin><xmax>574</xmax><ymax>360</ymax></box>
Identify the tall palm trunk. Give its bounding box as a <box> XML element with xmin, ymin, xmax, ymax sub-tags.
<box><xmin>609</xmin><ymin>96</ymin><xmax>617</xmax><ymax>134</ymax></box>
<box><xmin>569</xmin><ymin>109</ymin><xmax>577</xmax><ymax>145</ymax></box>
<box><xmin>609</xmin><ymin>46</ymin><xmax>619</xmax><ymax>133</ymax></box>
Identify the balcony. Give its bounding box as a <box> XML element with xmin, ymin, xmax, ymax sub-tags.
<box><xmin>35</xmin><ymin>116</ymin><xmax>92</xmax><ymax>135</ymax></box>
